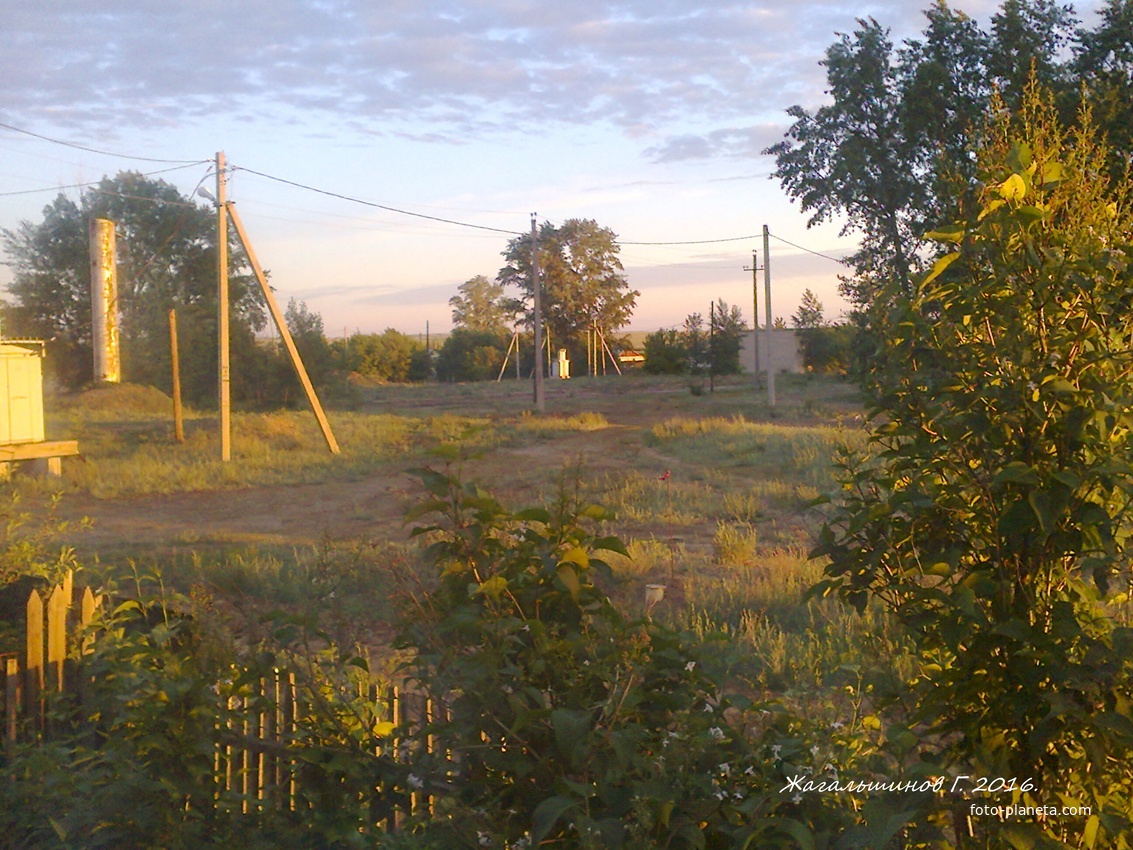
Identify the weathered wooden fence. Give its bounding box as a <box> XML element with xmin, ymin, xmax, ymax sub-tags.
<box><xmin>1</xmin><ymin>573</ymin><xmax>436</xmax><ymax>830</ymax></box>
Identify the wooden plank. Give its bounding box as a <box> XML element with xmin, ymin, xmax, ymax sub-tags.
<box><xmin>47</xmin><ymin>584</ymin><xmax>67</xmax><ymax>693</ymax></box>
<box><xmin>0</xmin><ymin>440</ymin><xmax>80</xmax><ymax>462</ymax></box>
<box><xmin>4</xmin><ymin>655</ymin><xmax>18</xmax><ymax>747</ymax></box>
<box><xmin>26</xmin><ymin>590</ymin><xmax>43</xmax><ymax>731</ymax></box>
<box><xmin>80</xmin><ymin>587</ymin><xmax>98</xmax><ymax>654</ymax></box>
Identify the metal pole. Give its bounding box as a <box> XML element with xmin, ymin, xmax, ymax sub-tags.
<box><xmin>763</xmin><ymin>225</ymin><xmax>775</xmax><ymax>407</ymax></box>
<box><xmin>217</xmin><ymin>151</ymin><xmax>231</xmax><ymax>461</ymax></box>
<box><xmin>532</xmin><ymin>213</ymin><xmax>544</xmax><ymax>411</ymax></box>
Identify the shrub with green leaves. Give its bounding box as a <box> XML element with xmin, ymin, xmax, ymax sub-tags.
<box><xmin>813</xmin><ymin>85</ymin><xmax>1133</xmax><ymax>847</ymax></box>
<box><xmin>394</xmin><ymin>468</ymin><xmax>828</xmax><ymax>849</ymax></box>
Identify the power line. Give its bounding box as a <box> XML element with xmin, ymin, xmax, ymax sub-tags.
<box><xmin>767</xmin><ymin>231</ymin><xmax>851</xmax><ymax>265</ymax></box>
<box><xmin>621</xmin><ymin>233</ymin><xmax>759</xmax><ymax>246</ymax></box>
<box><xmin>234</xmin><ymin>166</ymin><xmax>524</xmax><ymax>236</ymax></box>
<box><xmin>0</xmin><ymin>120</ymin><xmax>207</xmax><ymax>165</ymax></box>
<box><xmin>0</xmin><ymin>162</ymin><xmax>210</xmax><ymax>198</ymax></box>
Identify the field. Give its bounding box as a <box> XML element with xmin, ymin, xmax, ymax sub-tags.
<box><xmin>2</xmin><ymin>371</ymin><xmax>938</xmax><ymax>846</ymax></box>
<box><xmin>5</xmin><ymin>372</ymin><xmax>905</xmax><ymax>699</ymax></box>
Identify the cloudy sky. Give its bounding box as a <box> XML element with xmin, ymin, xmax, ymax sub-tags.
<box><xmin>0</xmin><ymin>0</ymin><xmax>1105</xmax><ymax>337</ymax></box>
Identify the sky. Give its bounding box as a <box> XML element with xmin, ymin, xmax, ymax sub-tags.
<box><xmin>0</xmin><ymin>0</ymin><xmax>1105</xmax><ymax>338</ymax></box>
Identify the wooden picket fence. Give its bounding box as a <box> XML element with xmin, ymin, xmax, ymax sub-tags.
<box><xmin>1</xmin><ymin>573</ymin><xmax>437</xmax><ymax>830</ymax></box>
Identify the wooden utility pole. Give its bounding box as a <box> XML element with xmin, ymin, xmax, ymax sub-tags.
<box><xmin>709</xmin><ymin>300</ymin><xmax>715</xmax><ymax>394</ymax></box>
<box><xmin>216</xmin><ymin>151</ymin><xmax>231</xmax><ymax>461</ymax></box>
<box><xmin>531</xmin><ymin>214</ymin><xmax>545</xmax><ymax>411</ymax></box>
<box><xmin>744</xmin><ymin>251</ymin><xmax>761</xmax><ymax>390</ymax></box>
<box><xmin>226</xmin><ymin>202</ymin><xmax>340</xmax><ymax>454</ymax></box>
<box><xmin>169</xmin><ymin>309</ymin><xmax>184</xmax><ymax>443</ymax></box>
<box><xmin>763</xmin><ymin>225</ymin><xmax>775</xmax><ymax>407</ymax></box>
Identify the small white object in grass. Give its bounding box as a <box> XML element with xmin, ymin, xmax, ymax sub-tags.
<box><xmin>644</xmin><ymin>583</ymin><xmax>666</xmax><ymax>612</ymax></box>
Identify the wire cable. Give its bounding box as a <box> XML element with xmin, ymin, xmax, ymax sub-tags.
<box><xmin>0</xmin><ymin>162</ymin><xmax>210</xmax><ymax>198</ymax></box>
<box><xmin>621</xmin><ymin>233</ymin><xmax>760</xmax><ymax>246</ymax></box>
<box><xmin>234</xmin><ymin>166</ymin><xmax>524</xmax><ymax>236</ymax></box>
<box><xmin>767</xmin><ymin>231</ymin><xmax>851</xmax><ymax>265</ymax></box>
<box><xmin>0</xmin><ymin>120</ymin><xmax>207</xmax><ymax>165</ymax></box>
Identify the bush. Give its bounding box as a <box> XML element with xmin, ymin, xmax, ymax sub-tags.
<box><xmin>797</xmin><ymin>326</ymin><xmax>854</xmax><ymax>374</ymax></box>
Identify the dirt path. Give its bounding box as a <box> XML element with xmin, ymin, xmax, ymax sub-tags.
<box><xmin>57</xmin><ymin>425</ymin><xmax>663</xmax><ymax>555</ymax></box>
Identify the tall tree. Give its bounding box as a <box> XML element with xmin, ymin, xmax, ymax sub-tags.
<box><xmin>2</xmin><ymin>172</ymin><xmax>263</xmax><ymax>398</ymax></box>
<box><xmin>709</xmin><ymin>299</ymin><xmax>747</xmax><ymax>375</ymax></box>
<box><xmin>812</xmin><ymin>85</ymin><xmax>1133</xmax><ymax>846</ymax></box>
<box><xmin>764</xmin><ymin>0</ymin><xmax>1132</xmax><ymax>343</ymax></box>
<box><xmin>449</xmin><ymin>274</ymin><xmax>513</xmax><ymax>333</ymax></box>
<box><xmin>497</xmin><ymin>219</ymin><xmax>638</xmax><ymax>356</ymax></box>
<box><xmin>792</xmin><ymin>289</ymin><xmax>826</xmax><ymax>328</ymax></box>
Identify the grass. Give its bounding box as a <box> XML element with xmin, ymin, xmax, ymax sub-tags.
<box><xmin>20</xmin><ymin>372</ymin><xmax>910</xmax><ymax>708</ymax></box>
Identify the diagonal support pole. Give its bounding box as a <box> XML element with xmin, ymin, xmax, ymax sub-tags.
<box><xmin>226</xmin><ymin>202</ymin><xmax>340</xmax><ymax>454</ymax></box>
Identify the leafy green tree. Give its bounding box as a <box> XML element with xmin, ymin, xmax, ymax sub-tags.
<box><xmin>1</xmin><ymin>172</ymin><xmax>263</xmax><ymax>398</ymax></box>
<box><xmin>435</xmin><ymin>327</ymin><xmax>510</xmax><ymax>382</ymax></box>
<box><xmin>812</xmin><ymin>88</ymin><xmax>1133</xmax><ymax>846</ymax></box>
<box><xmin>498</xmin><ymin>219</ymin><xmax>638</xmax><ymax>362</ymax></box>
<box><xmin>683</xmin><ymin>312</ymin><xmax>708</xmax><ymax>375</ymax></box>
<box><xmin>642</xmin><ymin>328</ymin><xmax>686</xmax><ymax>375</ymax></box>
<box><xmin>709</xmin><ymin>299</ymin><xmax>746</xmax><ymax>376</ymax></box>
<box><xmin>1074</xmin><ymin>0</ymin><xmax>1133</xmax><ymax>183</ymax></box>
<box><xmin>449</xmin><ymin>274</ymin><xmax>515</xmax><ymax>333</ymax></box>
<box><xmin>337</xmin><ymin>329</ymin><xmax>420</xmax><ymax>383</ymax></box>
<box><xmin>766</xmin><ymin>1</ymin><xmax>1130</xmax><ymax>346</ymax></box>
<box><xmin>792</xmin><ymin>289</ymin><xmax>825</xmax><ymax>329</ymax></box>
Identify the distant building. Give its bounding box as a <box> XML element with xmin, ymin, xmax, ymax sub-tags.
<box><xmin>739</xmin><ymin>329</ymin><xmax>803</xmax><ymax>375</ymax></box>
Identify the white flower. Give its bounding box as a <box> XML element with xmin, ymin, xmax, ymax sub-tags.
<box><xmin>718</xmin><ymin>763</ymin><xmax>731</xmax><ymax>776</ymax></box>
<box><xmin>703</xmin><ymin>703</ymin><xmax>714</xmax><ymax>713</ymax></box>
<box><xmin>1028</xmin><ymin>380</ymin><xmax>1038</xmax><ymax>391</ymax></box>
<box><xmin>408</xmin><ymin>774</ymin><xmax>424</xmax><ymax>790</ymax></box>
<box><xmin>810</xmin><ymin>745</ymin><xmax>820</xmax><ymax>757</ymax></box>
<box><xmin>708</xmin><ymin>727</ymin><xmax>725</xmax><ymax>741</ymax></box>
<box><xmin>478</xmin><ymin>831</ymin><xmax>493</xmax><ymax>847</ymax></box>
<box><xmin>685</xmin><ymin>661</ymin><xmax>697</xmax><ymax>672</ymax></box>
<box><xmin>714</xmin><ymin>789</ymin><xmax>727</xmax><ymax>800</ymax></box>
<box><xmin>771</xmin><ymin>744</ymin><xmax>782</xmax><ymax>758</ymax></box>
<box><xmin>792</xmin><ymin>793</ymin><xmax>802</xmax><ymax>804</ymax></box>
<box><xmin>744</xmin><ymin>766</ymin><xmax>756</xmax><ymax>776</ymax></box>
<box><xmin>830</xmin><ymin>721</ymin><xmax>844</xmax><ymax>729</ymax></box>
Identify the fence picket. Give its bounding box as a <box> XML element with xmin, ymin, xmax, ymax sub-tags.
<box><xmin>8</xmin><ymin>577</ymin><xmax>422</xmax><ymax>831</ymax></box>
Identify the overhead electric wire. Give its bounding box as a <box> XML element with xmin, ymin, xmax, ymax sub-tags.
<box><xmin>621</xmin><ymin>233</ymin><xmax>759</xmax><ymax>246</ymax></box>
<box><xmin>0</xmin><ymin>162</ymin><xmax>210</xmax><ymax>198</ymax></box>
<box><xmin>234</xmin><ymin>166</ymin><xmax>524</xmax><ymax>236</ymax></box>
<box><xmin>0</xmin><ymin>120</ymin><xmax>207</xmax><ymax>165</ymax></box>
<box><xmin>767</xmin><ymin>231</ymin><xmax>851</xmax><ymax>265</ymax></box>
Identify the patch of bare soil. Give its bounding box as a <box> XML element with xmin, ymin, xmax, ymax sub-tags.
<box><xmin>56</xmin><ymin>425</ymin><xmax>657</xmax><ymax>556</ymax></box>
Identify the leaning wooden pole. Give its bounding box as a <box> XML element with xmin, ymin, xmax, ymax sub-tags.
<box><xmin>169</xmin><ymin>309</ymin><xmax>185</xmax><ymax>443</ymax></box>
<box><xmin>226</xmin><ymin>202</ymin><xmax>340</xmax><ymax>454</ymax></box>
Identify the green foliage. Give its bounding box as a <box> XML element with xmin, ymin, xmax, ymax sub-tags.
<box><xmin>812</xmin><ymin>87</ymin><xmax>1133</xmax><ymax>846</ymax></box>
<box><xmin>642</xmin><ymin>328</ymin><xmax>686</xmax><ymax>375</ymax></box>
<box><xmin>336</xmin><ymin>329</ymin><xmax>423</xmax><ymax>383</ymax></box>
<box><xmin>709</xmin><ymin>299</ymin><xmax>747</xmax><ymax>376</ymax></box>
<box><xmin>449</xmin><ymin>274</ymin><xmax>517</xmax><ymax>333</ymax></box>
<box><xmin>394</xmin><ymin>468</ymin><xmax>804</xmax><ymax>848</ymax></box>
<box><xmin>1</xmin><ymin>172</ymin><xmax>263</xmax><ymax>395</ymax></box>
<box><xmin>498</xmin><ymin>219</ymin><xmax>639</xmax><ymax>359</ymax></box>
<box><xmin>435</xmin><ymin>327</ymin><xmax>510</xmax><ymax>382</ymax></box>
<box><xmin>797</xmin><ymin>326</ymin><xmax>854</xmax><ymax>375</ymax></box>
<box><xmin>792</xmin><ymin>289</ymin><xmax>825</xmax><ymax>329</ymax></box>
<box><xmin>766</xmin><ymin>0</ymin><xmax>1131</xmax><ymax>330</ymax></box>
<box><xmin>0</xmin><ymin>566</ymin><xmax>405</xmax><ymax>849</ymax></box>
<box><xmin>642</xmin><ymin>301</ymin><xmax>746</xmax><ymax>377</ymax></box>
